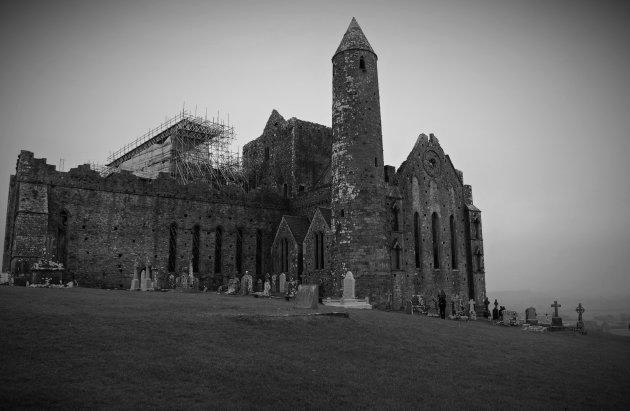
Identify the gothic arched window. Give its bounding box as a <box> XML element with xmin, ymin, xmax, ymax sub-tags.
<box><xmin>414</xmin><ymin>212</ymin><xmax>421</xmax><ymax>268</ymax></box>
<box><xmin>392</xmin><ymin>203</ymin><xmax>400</xmax><ymax>231</ymax></box>
<box><xmin>192</xmin><ymin>224</ymin><xmax>200</xmax><ymax>273</ymax></box>
<box><xmin>168</xmin><ymin>223</ymin><xmax>177</xmax><ymax>272</ymax></box>
<box><xmin>314</xmin><ymin>232</ymin><xmax>325</xmax><ymax>269</ymax></box>
<box><xmin>256</xmin><ymin>230</ymin><xmax>263</xmax><ymax>276</ymax></box>
<box><xmin>214</xmin><ymin>227</ymin><xmax>223</xmax><ymax>274</ymax></box>
<box><xmin>450</xmin><ymin>215</ymin><xmax>458</xmax><ymax>269</ymax></box>
<box><xmin>281</xmin><ymin>238</ymin><xmax>289</xmax><ymax>272</ymax></box>
<box><xmin>432</xmin><ymin>212</ymin><xmax>440</xmax><ymax>269</ymax></box>
<box><xmin>235</xmin><ymin>228</ymin><xmax>243</xmax><ymax>274</ymax></box>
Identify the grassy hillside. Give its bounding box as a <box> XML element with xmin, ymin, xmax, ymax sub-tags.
<box><xmin>1</xmin><ymin>287</ymin><xmax>629</xmax><ymax>410</ymax></box>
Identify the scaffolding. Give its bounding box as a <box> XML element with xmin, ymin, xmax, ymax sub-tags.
<box><xmin>99</xmin><ymin>110</ymin><xmax>245</xmax><ymax>190</ymax></box>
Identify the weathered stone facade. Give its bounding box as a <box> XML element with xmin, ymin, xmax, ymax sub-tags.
<box><xmin>3</xmin><ymin>151</ymin><xmax>286</xmax><ymax>288</ymax></box>
<box><xmin>3</xmin><ymin>18</ymin><xmax>486</xmax><ymax>310</ymax></box>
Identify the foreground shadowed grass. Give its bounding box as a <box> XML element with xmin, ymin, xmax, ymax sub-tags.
<box><xmin>1</xmin><ymin>287</ymin><xmax>629</xmax><ymax>410</ymax></box>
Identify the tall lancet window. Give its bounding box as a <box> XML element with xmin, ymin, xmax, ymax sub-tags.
<box><xmin>256</xmin><ymin>230</ymin><xmax>263</xmax><ymax>276</ymax></box>
<box><xmin>432</xmin><ymin>212</ymin><xmax>440</xmax><ymax>269</ymax></box>
<box><xmin>192</xmin><ymin>224</ymin><xmax>200</xmax><ymax>273</ymax></box>
<box><xmin>450</xmin><ymin>215</ymin><xmax>458</xmax><ymax>269</ymax></box>
<box><xmin>214</xmin><ymin>227</ymin><xmax>223</xmax><ymax>274</ymax></box>
<box><xmin>414</xmin><ymin>212</ymin><xmax>421</xmax><ymax>268</ymax></box>
<box><xmin>168</xmin><ymin>223</ymin><xmax>177</xmax><ymax>272</ymax></box>
<box><xmin>235</xmin><ymin>228</ymin><xmax>243</xmax><ymax>274</ymax></box>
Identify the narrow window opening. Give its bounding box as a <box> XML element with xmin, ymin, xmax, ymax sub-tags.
<box><xmin>168</xmin><ymin>223</ymin><xmax>177</xmax><ymax>272</ymax></box>
<box><xmin>214</xmin><ymin>227</ymin><xmax>223</xmax><ymax>274</ymax></box>
<box><xmin>432</xmin><ymin>212</ymin><xmax>440</xmax><ymax>269</ymax></box>
<box><xmin>314</xmin><ymin>232</ymin><xmax>325</xmax><ymax>269</ymax></box>
<box><xmin>192</xmin><ymin>224</ymin><xmax>200</xmax><ymax>273</ymax></box>
<box><xmin>414</xmin><ymin>212</ymin><xmax>421</xmax><ymax>268</ymax></box>
<box><xmin>392</xmin><ymin>204</ymin><xmax>400</xmax><ymax>231</ymax></box>
<box><xmin>235</xmin><ymin>228</ymin><xmax>243</xmax><ymax>274</ymax></box>
<box><xmin>473</xmin><ymin>217</ymin><xmax>481</xmax><ymax>239</ymax></box>
<box><xmin>475</xmin><ymin>249</ymin><xmax>483</xmax><ymax>272</ymax></box>
<box><xmin>256</xmin><ymin>230</ymin><xmax>263</xmax><ymax>276</ymax></box>
<box><xmin>450</xmin><ymin>215</ymin><xmax>458</xmax><ymax>269</ymax></box>
<box><xmin>264</xmin><ymin>147</ymin><xmax>270</xmax><ymax>161</ymax></box>
<box><xmin>359</xmin><ymin>56</ymin><xmax>366</xmax><ymax>71</ymax></box>
<box><xmin>374</xmin><ymin>157</ymin><xmax>378</xmax><ymax>167</ymax></box>
<box><xmin>319</xmin><ymin>232</ymin><xmax>324</xmax><ymax>269</ymax></box>
<box><xmin>280</xmin><ymin>238</ymin><xmax>289</xmax><ymax>273</ymax></box>
<box><xmin>340</xmin><ymin>209</ymin><xmax>345</xmax><ymax>218</ymax></box>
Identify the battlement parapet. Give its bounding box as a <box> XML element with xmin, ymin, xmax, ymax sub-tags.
<box><xmin>14</xmin><ymin>151</ymin><xmax>289</xmax><ymax>210</ymax></box>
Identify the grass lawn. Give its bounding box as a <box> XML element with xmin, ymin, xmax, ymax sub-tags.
<box><xmin>1</xmin><ymin>286</ymin><xmax>629</xmax><ymax>410</ymax></box>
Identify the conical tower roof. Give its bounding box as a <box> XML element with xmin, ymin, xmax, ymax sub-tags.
<box><xmin>334</xmin><ymin>17</ymin><xmax>375</xmax><ymax>58</ymax></box>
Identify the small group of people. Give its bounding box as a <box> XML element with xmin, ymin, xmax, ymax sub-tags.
<box><xmin>429</xmin><ymin>290</ymin><xmax>478</xmax><ymax>320</ymax></box>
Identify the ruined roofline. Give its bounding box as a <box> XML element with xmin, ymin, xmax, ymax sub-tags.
<box><xmin>243</xmin><ymin>110</ymin><xmax>331</xmax><ymax>150</ymax></box>
<box><xmin>13</xmin><ymin>150</ymin><xmax>290</xmax><ymax>210</ymax></box>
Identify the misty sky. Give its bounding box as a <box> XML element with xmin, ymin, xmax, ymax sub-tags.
<box><xmin>1</xmin><ymin>0</ymin><xmax>629</xmax><ymax>298</ymax></box>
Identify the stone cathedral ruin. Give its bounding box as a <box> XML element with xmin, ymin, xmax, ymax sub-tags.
<box><xmin>2</xmin><ymin>19</ymin><xmax>486</xmax><ymax>310</ymax></box>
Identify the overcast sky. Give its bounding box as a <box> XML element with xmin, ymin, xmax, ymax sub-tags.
<box><xmin>1</xmin><ymin>0</ymin><xmax>629</xmax><ymax>298</ymax></box>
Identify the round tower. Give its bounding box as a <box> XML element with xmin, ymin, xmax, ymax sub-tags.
<box><xmin>329</xmin><ymin>18</ymin><xmax>390</xmax><ymax>299</ymax></box>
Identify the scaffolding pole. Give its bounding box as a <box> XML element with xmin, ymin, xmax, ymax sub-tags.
<box><xmin>93</xmin><ymin>110</ymin><xmax>245</xmax><ymax>191</ymax></box>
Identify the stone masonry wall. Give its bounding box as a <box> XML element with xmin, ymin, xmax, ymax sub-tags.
<box><xmin>4</xmin><ymin>151</ymin><xmax>288</xmax><ymax>288</ymax></box>
<box><xmin>2</xmin><ymin>175</ymin><xmax>18</xmax><ymax>272</ymax></box>
<box><xmin>242</xmin><ymin>110</ymin><xmax>332</xmax><ymax>198</ymax></box>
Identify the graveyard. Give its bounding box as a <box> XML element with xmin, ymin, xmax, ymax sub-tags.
<box><xmin>1</xmin><ymin>286</ymin><xmax>629</xmax><ymax>410</ymax></box>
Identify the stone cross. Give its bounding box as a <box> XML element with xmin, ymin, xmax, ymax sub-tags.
<box><xmin>576</xmin><ymin>303</ymin><xmax>585</xmax><ymax>322</ymax></box>
<box><xmin>551</xmin><ymin>300</ymin><xmax>561</xmax><ymax>317</ymax></box>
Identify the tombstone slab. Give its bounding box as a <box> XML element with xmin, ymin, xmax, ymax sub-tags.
<box><xmin>140</xmin><ymin>269</ymin><xmax>148</xmax><ymax>291</ymax></box>
<box><xmin>130</xmin><ymin>265</ymin><xmax>140</xmax><ymax>291</ymax></box>
<box><xmin>343</xmin><ymin>271</ymin><xmax>355</xmax><ymax>300</ymax></box>
<box><xmin>525</xmin><ymin>307</ymin><xmax>538</xmax><ymax>324</ymax></box>
<box><xmin>294</xmin><ymin>285</ymin><xmax>319</xmax><ymax>309</ymax></box>
<box><xmin>279</xmin><ymin>273</ymin><xmax>286</xmax><ymax>293</ymax></box>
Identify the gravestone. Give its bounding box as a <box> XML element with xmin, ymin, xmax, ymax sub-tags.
<box><xmin>152</xmin><ymin>270</ymin><xmax>159</xmax><ymax>290</ymax></box>
<box><xmin>492</xmin><ymin>299</ymin><xmax>499</xmax><ymax>320</ymax></box>
<box><xmin>525</xmin><ymin>307</ymin><xmax>538</xmax><ymax>324</ymax></box>
<box><xmin>263</xmin><ymin>278</ymin><xmax>271</xmax><ymax>297</ymax></box>
<box><xmin>294</xmin><ymin>285</ymin><xmax>319</xmax><ymax>309</ymax></box>
<box><xmin>279</xmin><ymin>273</ymin><xmax>287</xmax><ymax>293</ymax></box>
<box><xmin>241</xmin><ymin>272</ymin><xmax>253</xmax><ymax>295</ymax></box>
<box><xmin>140</xmin><ymin>269</ymin><xmax>147</xmax><ymax>291</ymax></box>
<box><xmin>576</xmin><ymin>303</ymin><xmax>585</xmax><ymax>330</ymax></box>
<box><xmin>257</xmin><ymin>278</ymin><xmax>263</xmax><ymax>292</ymax></box>
<box><xmin>271</xmin><ymin>274</ymin><xmax>277</xmax><ymax>293</ymax></box>
<box><xmin>550</xmin><ymin>300</ymin><xmax>563</xmax><ymax>327</ymax></box>
<box><xmin>343</xmin><ymin>271</ymin><xmax>355</xmax><ymax>299</ymax></box>
<box><xmin>130</xmin><ymin>264</ymin><xmax>140</xmax><ymax>291</ymax></box>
